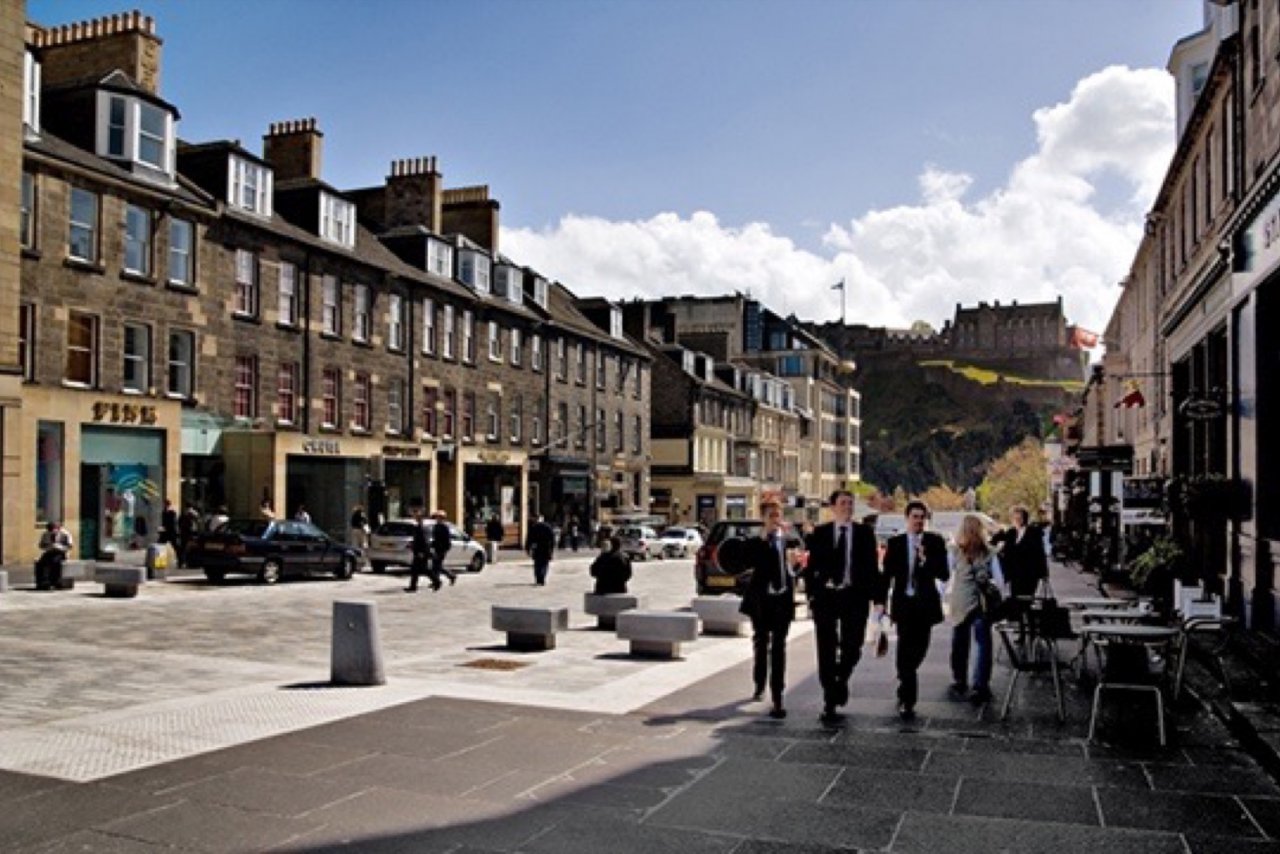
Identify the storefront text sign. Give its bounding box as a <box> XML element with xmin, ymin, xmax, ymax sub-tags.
<box><xmin>1243</xmin><ymin>188</ymin><xmax>1280</xmax><ymax>276</ymax></box>
<box><xmin>301</xmin><ymin>439</ymin><xmax>341</xmax><ymax>454</ymax></box>
<box><xmin>478</xmin><ymin>450</ymin><xmax>510</xmax><ymax>464</ymax></box>
<box><xmin>92</xmin><ymin>401</ymin><xmax>157</xmax><ymax>425</ymax></box>
<box><xmin>381</xmin><ymin>445</ymin><xmax>421</xmax><ymax>458</ymax></box>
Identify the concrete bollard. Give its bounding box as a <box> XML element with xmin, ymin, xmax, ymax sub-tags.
<box><xmin>0</xmin><ymin>569</ymin><xmax>8</xmax><ymax>592</ymax></box>
<box><xmin>331</xmin><ymin>600</ymin><xmax>386</xmax><ymax>686</ymax></box>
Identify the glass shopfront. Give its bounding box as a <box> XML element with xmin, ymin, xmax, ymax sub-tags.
<box><xmin>81</xmin><ymin>426</ymin><xmax>165</xmax><ymax>559</ymax></box>
<box><xmin>463</xmin><ymin>463</ymin><xmax>522</xmax><ymax>537</ymax></box>
<box><xmin>286</xmin><ymin>456</ymin><xmax>366</xmax><ymax>540</ymax></box>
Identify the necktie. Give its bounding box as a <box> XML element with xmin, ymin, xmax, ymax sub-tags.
<box><xmin>836</xmin><ymin>526</ymin><xmax>849</xmax><ymax>586</ymax></box>
<box><xmin>768</xmin><ymin>533</ymin><xmax>784</xmax><ymax>590</ymax></box>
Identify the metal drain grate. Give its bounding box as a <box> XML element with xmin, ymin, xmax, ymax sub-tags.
<box><xmin>459</xmin><ymin>658</ymin><xmax>530</xmax><ymax>671</ymax></box>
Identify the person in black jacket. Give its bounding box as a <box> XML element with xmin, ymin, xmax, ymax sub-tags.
<box><xmin>527</xmin><ymin>516</ymin><xmax>556</xmax><ymax>585</ymax></box>
<box><xmin>589</xmin><ymin>536</ymin><xmax>632</xmax><ymax>594</ymax></box>
<box><xmin>804</xmin><ymin>489</ymin><xmax>882</xmax><ymax>725</ymax></box>
<box><xmin>738</xmin><ymin>499</ymin><xmax>797</xmax><ymax>720</ymax></box>
<box><xmin>881</xmin><ymin>500</ymin><xmax>950</xmax><ymax>720</ymax></box>
<box><xmin>992</xmin><ymin>505</ymin><xmax>1048</xmax><ymax>598</ymax></box>
<box><xmin>405</xmin><ymin>502</ymin><xmax>441</xmax><ymax>592</ymax></box>
<box><xmin>430</xmin><ymin>510</ymin><xmax>458</xmax><ymax>586</ymax></box>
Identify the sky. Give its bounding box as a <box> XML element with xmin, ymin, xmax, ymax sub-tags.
<box><xmin>32</xmin><ymin>0</ymin><xmax>1206</xmax><ymax>337</ymax></box>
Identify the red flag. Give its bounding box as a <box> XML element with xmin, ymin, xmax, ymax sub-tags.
<box><xmin>1115</xmin><ymin>381</ymin><xmax>1145</xmax><ymax>409</ymax></box>
<box><xmin>1070</xmin><ymin>326</ymin><xmax>1100</xmax><ymax>349</ymax></box>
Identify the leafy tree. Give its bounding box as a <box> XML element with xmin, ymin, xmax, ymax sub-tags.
<box><xmin>918</xmin><ymin>484</ymin><xmax>966</xmax><ymax>511</ymax></box>
<box><xmin>976</xmin><ymin>438</ymin><xmax>1048</xmax><ymax>519</ymax></box>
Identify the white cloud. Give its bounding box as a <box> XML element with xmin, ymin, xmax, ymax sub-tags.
<box><xmin>502</xmin><ymin>65</ymin><xmax>1173</xmax><ymax>337</ymax></box>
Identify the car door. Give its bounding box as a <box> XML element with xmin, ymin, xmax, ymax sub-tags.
<box><xmin>268</xmin><ymin>521</ymin><xmax>303</xmax><ymax>572</ymax></box>
<box><xmin>445</xmin><ymin>523</ymin><xmax>468</xmax><ymax>569</ymax></box>
<box><xmin>297</xmin><ymin>521</ymin><xmax>333</xmax><ymax>573</ymax></box>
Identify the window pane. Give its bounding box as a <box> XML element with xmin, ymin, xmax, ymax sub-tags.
<box><xmin>66</xmin><ymin>312</ymin><xmax>96</xmax><ymax>385</ymax></box>
<box><xmin>123</xmin><ymin>323</ymin><xmax>149</xmax><ymax>392</ymax></box>
<box><xmin>168</xmin><ymin>218</ymin><xmax>192</xmax><ymax>284</ymax></box>
<box><xmin>69</xmin><ymin>188</ymin><xmax>97</xmax><ymax>262</ymax></box>
<box><xmin>124</xmin><ymin>204</ymin><xmax>151</xmax><ymax>274</ymax></box>
<box><xmin>20</xmin><ymin>172</ymin><xmax>34</xmax><ymax>248</ymax></box>
<box><xmin>138</xmin><ymin>103</ymin><xmax>166</xmax><ymax>168</ymax></box>
<box><xmin>107</xmin><ymin>96</ymin><xmax>126</xmax><ymax>156</ymax></box>
<box><xmin>168</xmin><ymin>331</ymin><xmax>193</xmax><ymax>397</ymax></box>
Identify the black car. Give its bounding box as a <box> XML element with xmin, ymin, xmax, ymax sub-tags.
<box><xmin>695</xmin><ymin>520</ymin><xmax>806</xmax><ymax>595</ymax></box>
<box><xmin>187</xmin><ymin>518</ymin><xmax>359</xmax><ymax>584</ymax></box>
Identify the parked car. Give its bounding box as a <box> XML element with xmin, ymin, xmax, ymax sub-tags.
<box><xmin>366</xmin><ymin>519</ymin><xmax>487</xmax><ymax>574</ymax></box>
<box><xmin>617</xmin><ymin>525</ymin><xmax>665</xmax><ymax>561</ymax></box>
<box><xmin>695</xmin><ymin>520</ymin><xmax>803</xmax><ymax>595</ymax></box>
<box><xmin>660</xmin><ymin>527</ymin><xmax>704</xmax><ymax>558</ymax></box>
<box><xmin>186</xmin><ymin>518</ymin><xmax>359</xmax><ymax>585</ymax></box>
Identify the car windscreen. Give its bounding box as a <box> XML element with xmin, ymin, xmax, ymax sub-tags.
<box><xmin>662</xmin><ymin>528</ymin><xmax>688</xmax><ymax>538</ymax></box>
<box><xmin>220</xmin><ymin>519</ymin><xmax>271</xmax><ymax>538</ymax></box>
<box><xmin>376</xmin><ymin>522</ymin><xmax>419</xmax><ymax>537</ymax></box>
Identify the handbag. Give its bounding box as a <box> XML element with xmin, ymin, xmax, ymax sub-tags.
<box><xmin>977</xmin><ymin>580</ymin><xmax>1004</xmax><ymax>617</ymax></box>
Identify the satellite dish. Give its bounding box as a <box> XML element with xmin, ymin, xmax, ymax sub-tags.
<box><xmin>716</xmin><ymin>536</ymin><xmax>752</xmax><ymax>575</ymax></box>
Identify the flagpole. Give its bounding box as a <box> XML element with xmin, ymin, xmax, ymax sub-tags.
<box><xmin>832</xmin><ymin>278</ymin><xmax>846</xmax><ymax>324</ymax></box>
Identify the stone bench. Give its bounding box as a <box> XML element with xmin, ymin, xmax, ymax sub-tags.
<box><xmin>52</xmin><ymin>560</ymin><xmax>91</xmax><ymax>590</ymax></box>
<box><xmin>691</xmin><ymin>595</ymin><xmax>750</xmax><ymax>636</ymax></box>
<box><xmin>616</xmin><ymin>610</ymin><xmax>701</xmax><ymax>659</ymax></box>
<box><xmin>0</xmin><ymin>569</ymin><xmax>8</xmax><ymax>593</ymax></box>
<box><xmin>94</xmin><ymin>566</ymin><xmax>147</xmax><ymax>598</ymax></box>
<box><xmin>584</xmin><ymin>592</ymin><xmax>641</xmax><ymax>630</ymax></box>
<box><xmin>492</xmin><ymin>605</ymin><xmax>569</xmax><ymax>651</ymax></box>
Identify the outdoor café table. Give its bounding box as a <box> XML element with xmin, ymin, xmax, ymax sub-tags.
<box><xmin>1078</xmin><ymin>607</ymin><xmax>1152</xmax><ymax>625</ymax></box>
<box><xmin>1059</xmin><ymin>596</ymin><xmax>1138</xmax><ymax>611</ymax></box>
<box><xmin>1080</xmin><ymin>623</ymin><xmax>1180</xmax><ymax>745</ymax></box>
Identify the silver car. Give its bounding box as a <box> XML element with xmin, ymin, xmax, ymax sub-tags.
<box><xmin>366</xmin><ymin>519</ymin><xmax>486</xmax><ymax>574</ymax></box>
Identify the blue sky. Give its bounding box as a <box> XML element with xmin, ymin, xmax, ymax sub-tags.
<box><xmin>31</xmin><ymin>0</ymin><xmax>1205</xmax><ymax>335</ymax></box>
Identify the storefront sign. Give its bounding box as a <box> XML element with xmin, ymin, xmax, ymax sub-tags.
<box><xmin>381</xmin><ymin>445</ymin><xmax>421</xmax><ymax>458</ymax></box>
<box><xmin>477</xmin><ymin>450</ymin><xmax>510</xmax><ymax>464</ymax></box>
<box><xmin>92</xmin><ymin>401</ymin><xmax>157</xmax><ymax>426</ymax></box>
<box><xmin>1242</xmin><ymin>188</ymin><xmax>1280</xmax><ymax>276</ymax></box>
<box><xmin>301</xmin><ymin>439</ymin><xmax>342</xmax><ymax>455</ymax></box>
<box><xmin>1181</xmin><ymin>396</ymin><xmax>1224</xmax><ymax>420</ymax></box>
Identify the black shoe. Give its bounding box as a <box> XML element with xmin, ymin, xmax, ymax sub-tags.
<box><xmin>948</xmin><ymin>682</ymin><xmax>968</xmax><ymax>700</ymax></box>
<box><xmin>836</xmin><ymin>681</ymin><xmax>850</xmax><ymax>707</ymax></box>
<box><xmin>431</xmin><ymin>581</ymin><xmax>442</xmax><ymax>592</ymax></box>
<box><xmin>969</xmin><ymin>688</ymin><xmax>993</xmax><ymax>706</ymax></box>
<box><xmin>769</xmin><ymin>705</ymin><xmax>787</xmax><ymax>720</ymax></box>
<box><xmin>448</xmin><ymin>574</ymin><xmax>456</xmax><ymax>586</ymax></box>
<box><xmin>751</xmin><ymin>687</ymin><xmax>764</xmax><ymax>702</ymax></box>
<box><xmin>898</xmin><ymin>703</ymin><xmax>916</xmax><ymax>721</ymax></box>
<box><xmin>404</xmin><ymin>586</ymin><xmax>417</xmax><ymax>593</ymax></box>
<box><xmin>819</xmin><ymin>705</ymin><xmax>843</xmax><ymax>726</ymax></box>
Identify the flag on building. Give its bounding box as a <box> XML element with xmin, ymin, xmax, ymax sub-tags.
<box><xmin>1115</xmin><ymin>380</ymin><xmax>1146</xmax><ymax>409</ymax></box>
<box><xmin>1069</xmin><ymin>326</ymin><xmax>1101</xmax><ymax>349</ymax></box>
<box><xmin>831</xmin><ymin>279</ymin><xmax>845</xmax><ymax>292</ymax></box>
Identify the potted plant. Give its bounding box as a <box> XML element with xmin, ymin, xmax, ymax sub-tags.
<box><xmin>1127</xmin><ymin>535</ymin><xmax>1185</xmax><ymax>611</ymax></box>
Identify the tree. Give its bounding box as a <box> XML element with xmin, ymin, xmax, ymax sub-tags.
<box><xmin>976</xmin><ymin>437</ymin><xmax>1047</xmax><ymax>520</ymax></box>
<box><xmin>918</xmin><ymin>484</ymin><xmax>966</xmax><ymax>511</ymax></box>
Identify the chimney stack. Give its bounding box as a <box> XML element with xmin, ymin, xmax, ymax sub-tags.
<box><xmin>32</xmin><ymin>10</ymin><xmax>163</xmax><ymax>94</ymax></box>
<box><xmin>441</xmin><ymin>184</ymin><xmax>500</xmax><ymax>254</ymax></box>
<box><xmin>384</xmin><ymin>156</ymin><xmax>443</xmax><ymax>232</ymax></box>
<box><xmin>263</xmin><ymin>118</ymin><xmax>323</xmax><ymax>182</ymax></box>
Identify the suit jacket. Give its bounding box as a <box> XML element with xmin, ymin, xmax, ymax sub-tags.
<box><xmin>738</xmin><ymin>534</ymin><xmax>796</xmax><ymax>623</ymax></box>
<box><xmin>431</xmin><ymin>520</ymin><xmax>453</xmax><ymax>558</ymax></box>
<box><xmin>882</xmin><ymin>530</ymin><xmax>949</xmax><ymax>626</ymax></box>
<box><xmin>527</xmin><ymin>521</ymin><xmax>556</xmax><ymax>561</ymax></box>
<box><xmin>994</xmin><ymin>525</ymin><xmax>1048</xmax><ymax>594</ymax></box>
<box><xmin>804</xmin><ymin>521</ymin><xmax>881</xmax><ymax>605</ymax></box>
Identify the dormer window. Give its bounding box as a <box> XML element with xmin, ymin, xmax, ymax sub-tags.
<box><xmin>96</xmin><ymin>92</ymin><xmax>175</xmax><ymax>178</ymax></box>
<box><xmin>426</xmin><ymin>239</ymin><xmax>453</xmax><ymax>278</ymax></box>
<box><xmin>228</xmin><ymin>154</ymin><xmax>273</xmax><ymax>218</ymax></box>
<box><xmin>23</xmin><ymin>51</ymin><xmax>40</xmax><ymax>134</ymax></box>
<box><xmin>320</xmin><ymin>192</ymin><xmax>355</xmax><ymax>249</ymax></box>
<box><xmin>532</xmin><ymin>277</ymin><xmax>549</xmax><ymax>309</ymax></box>
<box><xmin>609</xmin><ymin>306</ymin><xmax>623</xmax><ymax>339</ymax></box>
<box><xmin>494</xmin><ymin>265</ymin><xmax>523</xmax><ymax>305</ymax></box>
<box><xmin>459</xmin><ymin>250</ymin><xmax>491</xmax><ymax>294</ymax></box>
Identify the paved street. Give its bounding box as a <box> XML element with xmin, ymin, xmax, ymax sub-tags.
<box><xmin>2</xmin><ymin>554</ymin><xmax>1279</xmax><ymax>852</ymax></box>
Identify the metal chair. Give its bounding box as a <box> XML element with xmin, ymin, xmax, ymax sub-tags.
<box><xmin>1085</xmin><ymin>627</ymin><xmax>1178</xmax><ymax>746</ymax></box>
<box><xmin>995</xmin><ymin>621</ymin><xmax>1065</xmax><ymax>723</ymax></box>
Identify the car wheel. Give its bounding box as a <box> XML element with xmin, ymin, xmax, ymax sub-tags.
<box><xmin>204</xmin><ymin>569</ymin><xmax>224</xmax><ymax>584</ymax></box>
<box><xmin>370</xmin><ymin>561</ymin><xmax>387</xmax><ymax>574</ymax></box>
<box><xmin>335</xmin><ymin>556</ymin><xmax>356</xmax><ymax>580</ymax></box>
<box><xmin>469</xmin><ymin>552</ymin><xmax>485</xmax><ymax>573</ymax></box>
<box><xmin>259</xmin><ymin>558</ymin><xmax>282</xmax><ymax>585</ymax></box>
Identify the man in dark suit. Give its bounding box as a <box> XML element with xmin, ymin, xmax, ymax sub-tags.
<box><xmin>881</xmin><ymin>500</ymin><xmax>950</xmax><ymax>720</ymax></box>
<box><xmin>527</xmin><ymin>516</ymin><xmax>556</xmax><ymax>585</ymax></box>
<box><xmin>804</xmin><ymin>489</ymin><xmax>882</xmax><ymax>725</ymax></box>
<box><xmin>992</xmin><ymin>505</ymin><xmax>1048</xmax><ymax>598</ymax></box>
<box><xmin>738</xmin><ymin>499</ymin><xmax>796</xmax><ymax>720</ymax></box>
<box><xmin>430</xmin><ymin>510</ymin><xmax>459</xmax><ymax>586</ymax></box>
<box><xmin>405</xmin><ymin>501</ymin><xmax>442</xmax><ymax>592</ymax></box>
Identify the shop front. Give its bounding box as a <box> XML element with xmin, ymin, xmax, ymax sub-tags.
<box><xmin>535</xmin><ymin>454</ymin><xmax>589</xmax><ymax>532</ymax></box>
<box><xmin>24</xmin><ymin>388</ymin><xmax>182</xmax><ymax>562</ymax></box>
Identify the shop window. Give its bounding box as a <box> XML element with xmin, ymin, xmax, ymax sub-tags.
<box><xmin>36</xmin><ymin>421</ymin><xmax>64</xmax><ymax>526</ymax></box>
<box><xmin>353</xmin><ymin>372</ymin><xmax>371</xmax><ymax>431</ymax></box>
<box><xmin>277</xmin><ymin>362</ymin><xmax>299</xmax><ymax>425</ymax></box>
<box><xmin>68</xmin><ymin>187</ymin><xmax>99</xmax><ymax>264</ymax></box>
<box><xmin>234</xmin><ymin>249</ymin><xmax>258</xmax><ymax>317</ymax></box>
<box><xmin>422</xmin><ymin>386</ymin><xmax>438</xmax><ymax>437</ymax></box>
<box><xmin>234</xmin><ymin>355</ymin><xmax>257</xmax><ymax>419</ymax></box>
<box><xmin>167</xmin><ymin>329</ymin><xmax>194</xmax><ymax>398</ymax></box>
<box><xmin>122</xmin><ymin>322</ymin><xmax>150</xmax><ymax>394</ymax></box>
<box><xmin>321</xmin><ymin>368</ymin><xmax>340</xmax><ymax>429</ymax></box>
<box><xmin>65</xmin><ymin>311</ymin><xmax>98</xmax><ymax>387</ymax></box>
<box><xmin>168</xmin><ymin>218</ymin><xmax>194</xmax><ymax>287</ymax></box>
<box><xmin>422</xmin><ymin>298</ymin><xmax>436</xmax><ymax>355</ymax></box>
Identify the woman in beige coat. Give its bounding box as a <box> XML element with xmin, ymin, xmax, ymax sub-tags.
<box><xmin>947</xmin><ymin>514</ymin><xmax>1004</xmax><ymax>705</ymax></box>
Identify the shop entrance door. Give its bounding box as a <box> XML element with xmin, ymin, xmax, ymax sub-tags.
<box><xmin>79</xmin><ymin>464</ymin><xmax>101</xmax><ymax>560</ymax></box>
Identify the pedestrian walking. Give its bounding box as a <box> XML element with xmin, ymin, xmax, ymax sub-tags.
<box><xmin>948</xmin><ymin>514</ymin><xmax>1005</xmax><ymax>705</ymax></box>
<box><xmin>991</xmin><ymin>504</ymin><xmax>1048</xmax><ymax>598</ymax></box>
<box><xmin>803</xmin><ymin>488</ymin><xmax>882</xmax><ymax>726</ymax></box>
<box><xmin>158</xmin><ymin>500</ymin><xmax>178</xmax><ymax>546</ymax></box>
<box><xmin>589</xmin><ymin>536</ymin><xmax>632</xmax><ymax>594</ymax></box>
<box><xmin>485</xmin><ymin>514</ymin><xmax>504</xmax><ymax>563</ymax></box>
<box><xmin>881</xmin><ymin>500</ymin><xmax>950</xmax><ymax>720</ymax></box>
<box><xmin>349</xmin><ymin>505</ymin><xmax>370</xmax><ymax>551</ymax></box>
<box><xmin>739</xmin><ymin>499</ymin><xmax>797</xmax><ymax>720</ymax></box>
<box><xmin>405</xmin><ymin>502</ymin><xmax>442</xmax><ymax>593</ymax></box>
<box><xmin>527</xmin><ymin>515</ymin><xmax>556</xmax><ymax>585</ymax></box>
<box><xmin>178</xmin><ymin>505</ymin><xmax>200</xmax><ymax>568</ymax></box>
<box><xmin>431</xmin><ymin>510</ymin><xmax>458</xmax><ymax>586</ymax></box>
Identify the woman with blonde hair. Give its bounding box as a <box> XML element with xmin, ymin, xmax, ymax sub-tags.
<box><xmin>947</xmin><ymin>514</ymin><xmax>1004</xmax><ymax>705</ymax></box>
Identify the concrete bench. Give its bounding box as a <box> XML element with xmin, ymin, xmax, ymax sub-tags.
<box><xmin>491</xmin><ymin>605</ymin><xmax>569</xmax><ymax>651</ymax></box>
<box><xmin>52</xmin><ymin>560</ymin><xmax>91</xmax><ymax>590</ymax></box>
<box><xmin>94</xmin><ymin>566</ymin><xmax>147</xmax><ymax>598</ymax></box>
<box><xmin>584</xmin><ymin>592</ymin><xmax>641</xmax><ymax>630</ymax></box>
<box><xmin>691</xmin><ymin>595</ymin><xmax>750</xmax><ymax>636</ymax></box>
<box><xmin>616</xmin><ymin>610</ymin><xmax>701</xmax><ymax>659</ymax></box>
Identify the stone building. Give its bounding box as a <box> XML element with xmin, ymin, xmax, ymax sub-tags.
<box><xmin>0</xmin><ymin>0</ymin><xmax>25</xmax><ymax>563</ymax></box>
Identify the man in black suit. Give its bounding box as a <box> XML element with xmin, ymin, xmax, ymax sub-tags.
<box><xmin>405</xmin><ymin>502</ymin><xmax>442</xmax><ymax>592</ymax></box>
<box><xmin>804</xmin><ymin>489</ymin><xmax>882</xmax><ymax>725</ymax></box>
<box><xmin>992</xmin><ymin>505</ymin><xmax>1048</xmax><ymax>598</ymax></box>
<box><xmin>430</xmin><ymin>510</ymin><xmax>459</xmax><ymax>586</ymax></box>
<box><xmin>881</xmin><ymin>500</ymin><xmax>950</xmax><ymax>720</ymax></box>
<box><xmin>738</xmin><ymin>499</ymin><xmax>796</xmax><ymax>720</ymax></box>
